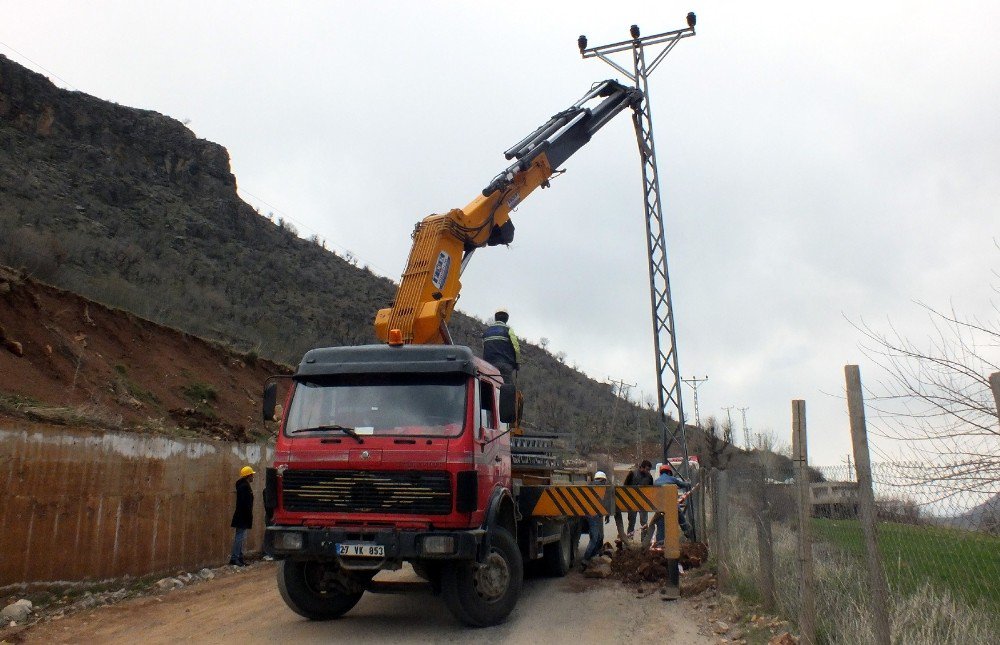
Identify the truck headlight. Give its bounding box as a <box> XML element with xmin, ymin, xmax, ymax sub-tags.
<box><xmin>421</xmin><ymin>535</ymin><xmax>455</xmax><ymax>555</ymax></box>
<box><xmin>275</xmin><ymin>531</ymin><xmax>304</xmax><ymax>550</ymax></box>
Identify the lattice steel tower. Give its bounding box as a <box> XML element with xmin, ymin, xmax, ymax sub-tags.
<box><xmin>579</xmin><ymin>15</ymin><xmax>696</xmax><ymax>469</ymax></box>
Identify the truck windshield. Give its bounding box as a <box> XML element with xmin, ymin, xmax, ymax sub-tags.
<box><xmin>284</xmin><ymin>373</ymin><xmax>468</xmax><ymax>438</ymax></box>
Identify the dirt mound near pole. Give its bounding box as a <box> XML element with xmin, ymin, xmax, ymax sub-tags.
<box><xmin>680</xmin><ymin>541</ymin><xmax>709</xmax><ymax>569</ymax></box>
<box><xmin>609</xmin><ymin>541</ymin><xmax>709</xmax><ymax>586</ymax></box>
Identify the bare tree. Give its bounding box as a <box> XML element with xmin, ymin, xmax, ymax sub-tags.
<box><xmin>853</xmin><ymin>296</ymin><xmax>1000</xmax><ymax>497</ymax></box>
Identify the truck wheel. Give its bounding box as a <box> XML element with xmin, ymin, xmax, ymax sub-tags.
<box><xmin>277</xmin><ymin>560</ymin><xmax>364</xmax><ymax>620</ymax></box>
<box><xmin>442</xmin><ymin>528</ymin><xmax>522</xmax><ymax>627</ymax></box>
<box><xmin>570</xmin><ymin>522</ymin><xmax>582</xmax><ymax>564</ymax></box>
<box><xmin>542</xmin><ymin>524</ymin><xmax>572</xmax><ymax>577</ymax></box>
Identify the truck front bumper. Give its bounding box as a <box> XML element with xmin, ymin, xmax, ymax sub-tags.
<box><xmin>264</xmin><ymin>526</ymin><xmax>484</xmax><ymax>563</ymax></box>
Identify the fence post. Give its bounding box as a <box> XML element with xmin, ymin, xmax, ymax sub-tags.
<box><xmin>753</xmin><ymin>464</ymin><xmax>775</xmax><ymax>611</ymax></box>
<box><xmin>845</xmin><ymin>365</ymin><xmax>892</xmax><ymax>645</ymax></box>
<box><xmin>697</xmin><ymin>477</ymin><xmax>708</xmax><ymax>544</ymax></box>
<box><xmin>792</xmin><ymin>400</ymin><xmax>816</xmax><ymax>645</ymax></box>
<box><xmin>714</xmin><ymin>469</ymin><xmax>730</xmax><ymax>589</ymax></box>
<box><xmin>990</xmin><ymin>372</ymin><xmax>1000</xmax><ymax>424</ymax></box>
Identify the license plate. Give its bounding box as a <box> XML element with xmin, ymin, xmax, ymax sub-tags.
<box><xmin>336</xmin><ymin>542</ymin><xmax>385</xmax><ymax>558</ymax></box>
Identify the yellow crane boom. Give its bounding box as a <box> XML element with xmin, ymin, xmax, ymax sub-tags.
<box><xmin>375</xmin><ymin>79</ymin><xmax>642</xmax><ymax>345</ymax></box>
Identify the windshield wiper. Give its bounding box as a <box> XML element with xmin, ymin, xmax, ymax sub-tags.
<box><xmin>291</xmin><ymin>425</ymin><xmax>364</xmax><ymax>443</ymax></box>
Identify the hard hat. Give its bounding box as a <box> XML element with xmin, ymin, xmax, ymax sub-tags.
<box><xmin>240</xmin><ymin>466</ymin><xmax>256</xmax><ymax>478</ymax></box>
<box><xmin>659</xmin><ymin>464</ymin><xmax>673</xmax><ymax>474</ymax></box>
<box><xmin>594</xmin><ymin>470</ymin><xmax>608</xmax><ymax>481</ymax></box>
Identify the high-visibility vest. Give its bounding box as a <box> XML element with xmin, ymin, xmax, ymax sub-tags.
<box><xmin>483</xmin><ymin>322</ymin><xmax>517</xmax><ymax>368</ymax></box>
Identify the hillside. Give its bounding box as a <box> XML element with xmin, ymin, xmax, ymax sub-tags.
<box><xmin>951</xmin><ymin>492</ymin><xmax>1000</xmax><ymax>534</ymax></box>
<box><xmin>0</xmin><ymin>266</ymin><xmax>284</xmax><ymax>441</ymax></box>
<box><xmin>0</xmin><ymin>53</ymin><xmax>704</xmax><ymax>456</ymax></box>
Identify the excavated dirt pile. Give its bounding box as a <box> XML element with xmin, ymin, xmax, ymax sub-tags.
<box><xmin>680</xmin><ymin>541</ymin><xmax>709</xmax><ymax>569</ymax></box>
<box><xmin>611</xmin><ymin>548</ymin><xmax>673</xmax><ymax>584</ymax></box>
<box><xmin>609</xmin><ymin>541</ymin><xmax>710</xmax><ymax>586</ymax></box>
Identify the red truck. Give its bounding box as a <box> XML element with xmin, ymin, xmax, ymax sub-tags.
<box><xmin>261</xmin><ymin>80</ymin><xmax>681</xmax><ymax>626</ymax></box>
<box><xmin>263</xmin><ymin>344</ymin><xmax>594</xmax><ymax>625</ymax></box>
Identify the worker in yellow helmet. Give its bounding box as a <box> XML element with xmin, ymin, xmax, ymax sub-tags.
<box><xmin>229</xmin><ymin>465</ymin><xmax>255</xmax><ymax>566</ymax></box>
<box><xmin>581</xmin><ymin>470</ymin><xmax>609</xmax><ymax>565</ymax></box>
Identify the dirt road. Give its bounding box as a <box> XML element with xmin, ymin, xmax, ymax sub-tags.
<box><xmin>23</xmin><ymin>562</ymin><xmax>713</xmax><ymax>644</ymax></box>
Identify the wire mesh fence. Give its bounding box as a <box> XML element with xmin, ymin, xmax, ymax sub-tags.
<box><xmin>706</xmin><ymin>459</ymin><xmax>1000</xmax><ymax>645</ymax></box>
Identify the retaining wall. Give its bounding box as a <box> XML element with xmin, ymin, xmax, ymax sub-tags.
<box><xmin>0</xmin><ymin>425</ymin><xmax>273</xmax><ymax>587</ymax></box>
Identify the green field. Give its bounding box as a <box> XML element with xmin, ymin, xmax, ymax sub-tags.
<box><xmin>811</xmin><ymin>518</ymin><xmax>1000</xmax><ymax>608</ymax></box>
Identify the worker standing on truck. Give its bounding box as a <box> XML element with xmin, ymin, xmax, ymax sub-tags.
<box><xmin>482</xmin><ymin>309</ymin><xmax>521</xmax><ymax>383</ymax></box>
<box><xmin>582</xmin><ymin>470</ymin><xmax>609</xmax><ymax>564</ymax></box>
<box><xmin>229</xmin><ymin>465</ymin><xmax>255</xmax><ymax>566</ymax></box>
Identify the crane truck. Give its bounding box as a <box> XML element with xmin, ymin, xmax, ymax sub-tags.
<box><xmin>261</xmin><ymin>79</ymin><xmax>683</xmax><ymax>627</ymax></box>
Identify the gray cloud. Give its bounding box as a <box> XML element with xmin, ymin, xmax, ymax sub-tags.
<box><xmin>5</xmin><ymin>1</ymin><xmax>998</xmax><ymax>465</ymax></box>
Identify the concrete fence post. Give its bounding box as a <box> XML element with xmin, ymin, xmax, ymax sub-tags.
<box><xmin>714</xmin><ymin>469</ymin><xmax>730</xmax><ymax>589</ymax></box>
<box><xmin>792</xmin><ymin>399</ymin><xmax>816</xmax><ymax>645</ymax></box>
<box><xmin>845</xmin><ymin>365</ymin><xmax>892</xmax><ymax>645</ymax></box>
<box><xmin>753</xmin><ymin>464</ymin><xmax>776</xmax><ymax>611</ymax></box>
<box><xmin>696</xmin><ymin>479</ymin><xmax>708</xmax><ymax>544</ymax></box>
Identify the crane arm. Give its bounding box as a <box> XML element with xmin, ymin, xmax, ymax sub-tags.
<box><xmin>375</xmin><ymin>80</ymin><xmax>643</xmax><ymax>345</ymax></box>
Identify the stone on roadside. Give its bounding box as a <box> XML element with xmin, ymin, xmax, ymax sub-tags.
<box><xmin>198</xmin><ymin>568</ymin><xmax>215</xmax><ymax>580</ymax></box>
<box><xmin>156</xmin><ymin>577</ymin><xmax>184</xmax><ymax>590</ymax></box>
<box><xmin>3</xmin><ymin>339</ymin><xmax>23</xmax><ymax>357</ymax></box>
<box><xmin>769</xmin><ymin>632</ymin><xmax>798</xmax><ymax>645</ymax></box>
<box><xmin>0</xmin><ymin>600</ymin><xmax>32</xmax><ymax>623</ymax></box>
<box><xmin>583</xmin><ymin>562</ymin><xmax>613</xmax><ymax>578</ymax></box>
<box><xmin>712</xmin><ymin>621</ymin><xmax>730</xmax><ymax>635</ymax></box>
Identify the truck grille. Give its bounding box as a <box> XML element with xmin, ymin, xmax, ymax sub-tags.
<box><xmin>281</xmin><ymin>470</ymin><xmax>453</xmax><ymax>515</ymax></box>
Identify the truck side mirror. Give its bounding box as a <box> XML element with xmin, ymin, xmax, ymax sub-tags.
<box><xmin>262</xmin><ymin>382</ymin><xmax>278</xmax><ymax>422</ymax></box>
<box><xmin>499</xmin><ymin>385</ymin><xmax>518</xmax><ymax>424</ymax></box>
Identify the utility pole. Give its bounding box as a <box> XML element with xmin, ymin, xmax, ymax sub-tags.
<box><xmin>607</xmin><ymin>377</ymin><xmax>636</xmax><ymax>460</ymax></box>
<box><xmin>843</xmin><ymin>453</ymin><xmax>854</xmax><ymax>481</ymax></box>
<box><xmin>739</xmin><ymin>406</ymin><xmax>750</xmax><ymax>449</ymax></box>
<box><xmin>580</xmin><ymin>14</ymin><xmax>696</xmax><ymax>474</ymax></box>
<box><xmin>681</xmin><ymin>375</ymin><xmax>709</xmax><ymax>427</ymax></box>
<box><xmin>722</xmin><ymin>406</ymin><xmax>735</xmax><ymax>445</ymax></box>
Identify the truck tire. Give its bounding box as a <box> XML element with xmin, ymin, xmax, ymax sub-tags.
<box><xmin>277</xmin><ymin>560</ymin><xmax>364</xmax><ymax>620</ymax></box>
<box><xmin>542</xmin><ymin>523</ymin><xmax>572</xmax><ymax>577</ymax></box>
<box><xmin>442</xmin><ymin>528</ymin><xmax>522</xmax><ymax>627</ymax></box>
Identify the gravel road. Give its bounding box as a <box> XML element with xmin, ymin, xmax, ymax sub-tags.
<box><xmin>23</xmin><ymin>560</ymin><xmax>713</xmax><ymax>644</ymax></box>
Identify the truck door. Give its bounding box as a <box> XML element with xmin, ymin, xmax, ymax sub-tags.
<box><xmin>475</xmin><ymin>378</ymin><xmax>507</xmax><ymax>505</ymax></box>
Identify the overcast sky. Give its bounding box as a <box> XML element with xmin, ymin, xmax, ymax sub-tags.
<box><xmin>6</xmin><ymin>1</ymin><xmax>999</xmax><ymax>467</ymax></box>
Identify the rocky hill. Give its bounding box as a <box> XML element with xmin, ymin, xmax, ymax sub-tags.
<box><xmin>0</xmin><ymin>266</ymin><xmax>284</xmax><ymax>441</ymax></box>
<box><xmin>0</xmin><ymin>53</ymin><xmax>695</xmax><ymax>456</ymax></box>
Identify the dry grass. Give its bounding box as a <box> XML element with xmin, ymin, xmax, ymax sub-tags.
<box><xmin>16</xmin><ymin>403</ymin><xmax>123</xmax><ymax>430</ymax></box>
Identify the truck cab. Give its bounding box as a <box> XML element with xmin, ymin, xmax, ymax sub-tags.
<box><xmin>263</xmin><ymin>344</ymin><xmax>523</xmax><ymax>626</ymax></box>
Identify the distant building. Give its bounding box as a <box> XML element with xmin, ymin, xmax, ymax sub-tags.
<box><xmin>810</xmin><ymin>481</ymin><xmax>859</xmax><ymax>518</ymax></box>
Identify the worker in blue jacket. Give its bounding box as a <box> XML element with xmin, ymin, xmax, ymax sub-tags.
<box><xmin>653</xmin><ymin>463</ymin><xmax>691</xmax><ymax>547</ymax></box>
